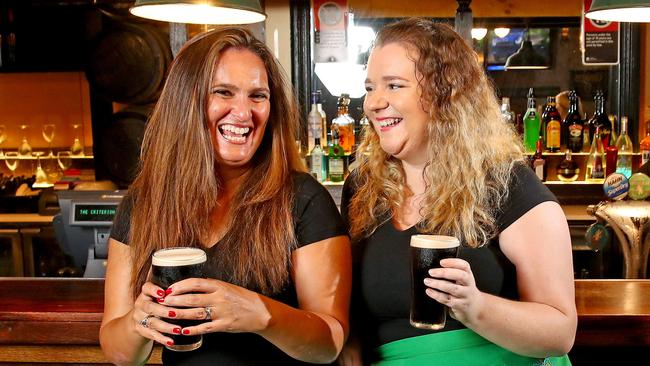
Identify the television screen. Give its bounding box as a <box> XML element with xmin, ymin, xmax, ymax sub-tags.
<box><xmin>486</xmin><ymin>28</ymin><xmax>551</xmax><ymax>71</ymax></box>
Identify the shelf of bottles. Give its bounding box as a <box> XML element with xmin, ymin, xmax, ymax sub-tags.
<box><xmin>307</xmin><ymin>91</ymin><xmax>364</xmax><ymax>185</ymax></box>
<box><xmin>504</xmin><ymin>87</ymin><xmax>644</xmax><ymax>185</ymax></box>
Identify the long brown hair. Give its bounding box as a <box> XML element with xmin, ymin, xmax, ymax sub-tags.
<box><xmin>349</xmin><ymin>19</ymin><xmax>524</xmax><ymax>247</ymax></box>
<box><xmin>128</xmin><ymin>27</ymin><xmax>305</xmax><ymax>298</ymax></box>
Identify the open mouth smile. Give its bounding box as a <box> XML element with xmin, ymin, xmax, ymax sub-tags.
<box><xmin>218</xmin><ymin>123</ymin><xmax>252</xmax><ymax>144</ymax></box>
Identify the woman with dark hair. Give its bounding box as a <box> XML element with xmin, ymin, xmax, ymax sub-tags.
<box><xmin>339</xmin><ymin>18</ymin><xmax>576</xmax><ymax>365</ymax></box>
<box><xmin>100</xmin><ymin>27</ymin><xmax>351</xmax><ymax>365</ymax></box>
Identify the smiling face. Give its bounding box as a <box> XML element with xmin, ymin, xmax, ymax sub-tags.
<box><xmin>208</xmin><ymin>48</ymin><xmax>271</xmax><ymax>173</ymax></box>
<box><xmin>364</xmin><ymin>43</ymin><xmax>431</xmax><ymax>166</ymax></box>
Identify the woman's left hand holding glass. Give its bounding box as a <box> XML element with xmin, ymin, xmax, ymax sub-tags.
<box><xmin>160</xmin><ymin>278</ymin><xmax>271</xmax><ymax>335</ymax></box>
<box><xmin>424</xmin><ymin>258</ymin><xmax>484</xmax><ymax>326</ymax></box>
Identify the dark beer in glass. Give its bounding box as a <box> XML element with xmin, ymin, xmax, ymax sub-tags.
<box><xmin>151</xmin><ymin>247</ymin><xmax>207</xmax><ymax>352</ymax></box>
<box><xmin>410</xmin><ymin>235</ymin><xmax>460</xmax><ymax>330</ymax></box>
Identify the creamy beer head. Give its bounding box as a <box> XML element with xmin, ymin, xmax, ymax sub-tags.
<box><xmin>410</xmin><ymin>235</ymin><xmax>460</xmax><ymax>249</ymax></box>
<box><xmin>152</xmin><ymin>247</ymin><xmax>206</xmax><ymax>267</ymax></box>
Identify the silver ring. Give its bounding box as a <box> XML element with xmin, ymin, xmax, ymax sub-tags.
<box><xmin>204</xmin><ymin>306</ymin><xmax>212</xmax><ymax>320</ymax></box>
<box><xmin>139</xmin><ymin>314</ymin><xmax>155</xmax><ymax>328</ymax></box>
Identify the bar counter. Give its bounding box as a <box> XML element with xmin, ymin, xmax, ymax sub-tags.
<box><xmin>0</xmin><ymin>278</ymin><xmax>648</xmax><ymax>364</ymax></box>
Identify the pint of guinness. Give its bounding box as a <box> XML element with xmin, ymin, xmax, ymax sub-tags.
<box><xmin>409</xmin><ymin>235</ymin><xmax>460</xmax><ymax>330</ymax></box>
<box><xmin>151</xmin><ymin>247</ymin><xmax>207</xmax><ymax>352</ymax></box>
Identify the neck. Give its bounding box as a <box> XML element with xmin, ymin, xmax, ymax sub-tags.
<box><xmin>218</xmin><ymin>166</ymin><xmax>250</xmax><ymax>195</ymax></box>
<box><xmin>402</xmin><ymin>160</ymin><xmax>428</xmax><ymax>196</ymax></box>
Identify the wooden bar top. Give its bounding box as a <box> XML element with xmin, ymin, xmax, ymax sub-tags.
<box><xmin>0</xmin><ymin>278</ymin><xmax>648</xmax><ymax>363</ymax></box>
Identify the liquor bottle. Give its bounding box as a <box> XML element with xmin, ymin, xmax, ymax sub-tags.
<box><xmin>640</xmin><ymin>120</ymin><xmax>650</xmax><ymax>166</ymax></box>
<box><xmin>586</xmin><ymin>127</ymin><xmax>606</xmax><ymax>183</ymax></box>
<box><xmin>588</xmin><ymin>91</ymin><xmax>612</xmax><ymax>148</ymax></box>
<box><xmin>541</xmin><ymin>96</ymin><xmax>561</xmax><ymax>152</ymax></box>
<box><xmin>500</xmin><ymin>97</ymin><xmax>515</xmax><ymax>126</ymax></box>
<box><xmin>328</xmin><ymin>130</ymin><xmax>346</xmax><ymax>182</ymax></box>
<box><xmin>523</xmin><ymin>88</ymin><xmax>540</xmax><ymax>153</ymax></box>
<box><xmin>332</xmin><ymin>93</ymin><xmax>355</xmax><ymax>154</ymax></box>
<box><xmin>307</xmin><ymin>92</ymin><xmax>322</xmax><ymax>153</ymax></box>
<box><xmin>615</xmin><ymin>116</ymin><xmax>633</xmax><ymax>178</ymax></box>
<box><xmin>556</xmin><ymin>149</ymin><xmax>579</xmax><ymax>182</ymax></box>
<box><xmin>529</xmin><ymin>136</ymin><xmax>546</xmax><ymax>181</ymax></box>
<box><xmin>562</xmin><ymin>90</ymin><xmax>583</xmax><ymax>153</ymax></box>
<box><xmin>316</xmin><ymin>90</ymin><xmax>328</xmax><ymax>148</ymax></box>
<box><xmin>310</xmin><ymin>137</ymin><xmax>326</xmax><ymax>182</ymax></box>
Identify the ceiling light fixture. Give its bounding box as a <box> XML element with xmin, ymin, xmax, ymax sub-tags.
<box><xmin>130</xmin><ymin>0</ymin><xmax>266</xmax><ymax>25</ymax></box>
<box><xmin>586</xmin><ymin>0</ymin><xmax>650</xmax><ymax>23</ymax></box>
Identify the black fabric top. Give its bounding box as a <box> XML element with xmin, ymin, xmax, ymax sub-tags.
<box><xmin>341</xmin><ymin>163</ymin><xmax>558</xmax><ymax>362</ymax></box>
<box><xmin>110</xmin><ymin>172</ymin><xmax>348</xmax><ymax>365</ymax></box>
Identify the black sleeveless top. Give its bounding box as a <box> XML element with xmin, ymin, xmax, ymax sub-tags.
<box><xmin>341</xmin><ymin>163</ymin><xmax>558</xmax><ymax>362</ymax></box>
<box><xmin>110</xmin><ymin>172</ymin><xmax>348</xmax><ymax>365</ymax></box>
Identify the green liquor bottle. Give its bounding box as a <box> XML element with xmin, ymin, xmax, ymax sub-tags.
<box><xmin>523</xmin><ymin>88</ymin><xmax>541</xmax><ymax>153</ymax></box>
<box><xmin>328</xmin><ymin>130</ymin><xmax>346</xmax><ymax>182</ymax></box>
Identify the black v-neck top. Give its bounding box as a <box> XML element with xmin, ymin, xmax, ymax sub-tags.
<box><xmin>110</xmin><ymin>172</ymin><xmax>348</xmax><ymax>365</ymax></box>
<box><xmin>340</xmin><ymin>163</ymin><xmax>557</xmax><ymax>362</ymax></box>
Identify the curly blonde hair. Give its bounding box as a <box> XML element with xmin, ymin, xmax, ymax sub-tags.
<box><xmin>349</xmin><ymin>19</ymin><xmax>524</xmax><ymax>248</ymax></box>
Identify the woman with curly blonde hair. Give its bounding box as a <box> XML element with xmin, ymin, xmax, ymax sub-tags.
<box><xmin>338</xmin><ymin>18</ymin><xmax>576</xmax><ymax>365</ymax></box>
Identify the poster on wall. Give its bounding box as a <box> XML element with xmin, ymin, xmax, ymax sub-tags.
<box><xmin>582</xmin><ymin>0</ymin><xmax>619</xmax><ymax>66</ymax></box>
<box><xmin>313</xmin><ymin>0</ymin><xmax>348</xmax><ymax>63</ymax></box>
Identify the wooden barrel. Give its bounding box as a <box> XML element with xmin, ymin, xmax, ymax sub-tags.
<box><xmin>99</xmin><ymin>105</ymin><xmax>152</xmax><ymax>187</ymax></box>
<box><xmin>86</xmin><ymin>22</ymin><xmax>172</xmax><ymax>105</ymax></box>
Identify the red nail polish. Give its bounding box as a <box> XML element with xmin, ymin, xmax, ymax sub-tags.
<box><xmin>173</xmin><ymin>327</ymin><xmax>181</xmax><ymax>334</ymax></box>
<box><xmin>165</xmin><ymin>287</ymin><xmax>173</xmax><ymax>295</ymax></box>
<box><xmin>157</xmin><ymin>289</ymin><xmax>165</xmax><ymax>297</ymax></box>
<box><xmin>182</xmin><ymin>329</ymin><xmax>190</xmax><ymax>335</ymax></box>
<box><xmin>168</xmin><ymin>311</ymin><xmax>176</xmax><ymax>318</ymax></box>
<box><xmin>157</xmin><ymin>297</ymin><xmax>164</xmax><ymax>303</ymax></box>
<box><xmin>167</xmin><ymin>341</ymin><xmax>174</xmax><ymax>346</ymax></box>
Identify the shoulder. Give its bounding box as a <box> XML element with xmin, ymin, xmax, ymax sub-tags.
<box><xmin>497</xmin><ymin>162</ymin><xmax>558</xmax><ymax>232</ymax></box>
<box><xmin>109</xmin><ymin>190</ymin><xmax>136</xmax><ymax>244</ymax></box>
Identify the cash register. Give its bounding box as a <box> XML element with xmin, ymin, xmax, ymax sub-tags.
<box><xmin>53</xmin><ymin>190</ymin><xmax>126</xmax><ymax>278</ymax></box>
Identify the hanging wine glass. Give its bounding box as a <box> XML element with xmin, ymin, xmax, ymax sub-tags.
<box><xmin>42</xmin><ymin>123</ymin><xmax>55</xmax><ymax>157</ymax></box>
<box><xmin>71</xmin><ymin>123</ymin><xmax>84</xmax><ymax>156</ymax></box>
<box><xmin>18</xmin><ymin>124</ymin><xmax>32</xmax><ymax>156</ymax></box>
<box><xmin>4</xmin><ymin>151</ymin><xmax>19</xmax><ymax>174</ymax></box>
<box><xmin>32</xmin><ymin>151</ymin><xmax>52</xmax><ymax>188</ymax></box>
<box><xmin>0</xmin><ymin>125</ymin><xmax>7</xmax><ymax>157</ymax></box>
<box><xmin>57</xmin><ymin>150</ymin><xmax>72</xmax><ymax>171</ymax></box>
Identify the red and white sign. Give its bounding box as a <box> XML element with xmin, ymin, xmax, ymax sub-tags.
<box><xmin>313</xmin><ymin>0</ymin><xmax>348</xmax><ymax>63</ymax></box>
<box><xmin>582</xmin><ymin>0</ymin><xmax>619</xmax><ymax>65</ymax></box>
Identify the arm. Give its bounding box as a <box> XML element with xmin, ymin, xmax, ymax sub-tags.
<box><xmin>165</xmin><ymin>235</ymin><xmax>352</xmax><ymax>364</ymax></box>
<box><xmin>100</xmin><ymin>240</ymin><xmax>182</xmax><ymax>365</ymax></box>
<box><xmin>426</xmin><ymin>201</ymin><xmax>577</xmax><ymax>357</ymax></box>
<box><xmin>99</xmin><ymin>239</ymin><xmax>153</xmax><ymax>366</ymax></box>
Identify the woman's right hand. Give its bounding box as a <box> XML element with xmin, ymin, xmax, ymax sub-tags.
<box><xmin>132</xmin><ymin>281</ymin><xmax>182</xmax><ymax>347</ymax></box>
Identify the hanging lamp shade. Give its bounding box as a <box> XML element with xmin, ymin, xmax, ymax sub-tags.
<box><xmin>504</xmin><ymin>31</ymin><xmax>549</xmax><ymax>70</ymax></box>
<box><xmin>130</xmin><ymin>0</ymin><xmax>266</xmax><ymax>25</ymax></box>
<box><xmin>586</xmin><ymin>0</ymin><xmax>650</xmax><ymax>23</ymax></box>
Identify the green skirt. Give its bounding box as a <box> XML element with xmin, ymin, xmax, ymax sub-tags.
<box><xmin>373</xmin><ymin>329</ymin><xmax>572</xmax><ymax>366</ymax></box>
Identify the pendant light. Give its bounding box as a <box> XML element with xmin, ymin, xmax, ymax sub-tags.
<box><xmin>504</xmin><ymin>30</ymin><xmax>549</xmax><ymax>70</ymax></box>
<box><xmin>130</xmin><ymin>0</ymin><xmax>266</xmax><ymax>25</ymax></box>
<box><xmin>586</xmin><ymin>0</ymin><xmax>650</xmax><ymax>23</ymax></box>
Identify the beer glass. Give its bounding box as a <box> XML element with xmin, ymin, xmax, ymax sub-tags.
<box><xmin>151</xmin><ymin>247</ymin><xmax>207</xmax><ymax>352</ymax></box>
<box><xmin>410</xmin><ymin>235</ymin><xmax>460</xmax><ymax>330</ymax></box>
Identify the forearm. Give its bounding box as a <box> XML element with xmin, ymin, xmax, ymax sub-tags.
<box><xmin>99</xmin><ymin>310</ymin><xmax>154</xmax><ymax>366</ymax></box>
<box><xmin>466</xmin><ymin>292</ymin><xmax>576</xmax><ymax>358</ymax></box>
<box><xmin>257</xmin><ymin>296</ymin><xmax>346</xmax><ymax>364</ymax></box>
